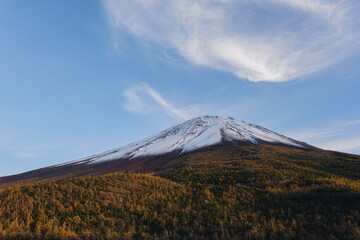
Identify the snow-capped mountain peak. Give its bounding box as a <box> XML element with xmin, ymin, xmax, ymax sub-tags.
<box><xmin>63</xmin><ymin>116</ymin><xmax>307</xmax><ymax>166</ymax></box>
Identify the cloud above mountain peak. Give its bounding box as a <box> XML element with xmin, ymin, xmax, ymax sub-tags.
<box><xmin>102</xmin><ymin>0</ymin><xmax>360</xmax><ymax>82</ymax></box>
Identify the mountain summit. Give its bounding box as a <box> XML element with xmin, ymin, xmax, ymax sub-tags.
<box><xmin>0</xmin><ymin>116</ymin><xmax>310</xmax><ymax>185</ymax></box>
<box><xmin>69</xmin><ymin>116</ymin><xmax>307</xmax><ymax>166</ymax></box>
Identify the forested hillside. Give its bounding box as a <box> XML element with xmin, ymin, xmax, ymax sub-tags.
<box><xmin>0</xmin><ymin>144</ymin><xmax>359</xmax><ymax>239</ymax></box>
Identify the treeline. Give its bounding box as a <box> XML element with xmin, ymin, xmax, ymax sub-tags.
<box><xmin>0</xmin><ymin>144</ymin><xmax>359</xmax><ymax>239</ymax></box>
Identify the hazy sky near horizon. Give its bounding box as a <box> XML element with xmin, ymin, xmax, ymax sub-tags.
<box><xmin>1</xmin><ymin>0</ymin><xmax>360</xmax><ymax>176</ymax></box>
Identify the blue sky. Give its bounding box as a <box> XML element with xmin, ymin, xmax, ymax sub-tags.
<box><xmin>1</xmin><ymin>0</ymin><xmax>360</xmax><ymax>176</ymax></box>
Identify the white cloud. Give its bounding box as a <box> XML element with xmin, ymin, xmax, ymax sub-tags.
<box><xmin>317</xmin><ymin>136</ymin><xmax>360</xmax><ymax>153</ymax></box>
<box><xmin>0</xmin><ymin>131</ymin><xmax>58</xmax><ymax>159</ymax></box>
<box><xmin>1</xmin><ymin>143</ymin><xmax>49</xmax><ymax>159</ymax></box>
<box><xmin>102</xmin><ymin>0</ymin><xmax>360</xmax><ymax>82</ymax></box>
<box><xmin>14</xmin><ymin>151</ymin><xmax>39</xmax><ymax>158</ymax></box>
<box><xmin>124</xmin><ymin>84</ymin><xmax>190</xmax><ymax>120</ymax></box>
<box><xmin>288</xmin><ymin>119</ymin><xmax>360</xmax><ymax>154</ymax></box>
<box><xmin>272</xmin><ymin>0</ymin><xmax>343</xmax><ymax>19</ymax></box>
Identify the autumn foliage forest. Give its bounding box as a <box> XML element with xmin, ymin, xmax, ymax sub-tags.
<box><xmin>0</xmin><ymin>143</ymin><xmax>359</xmax><ymax>239</ymax></box>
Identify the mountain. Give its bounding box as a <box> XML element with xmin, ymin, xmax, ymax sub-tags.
<box><xmin>0</xmin><ymin>116</ymin><xmax>359</xmax><ymax>239</ymax></box>
<box><xmin>58</xmin><ymin>116</ymin><xmax>310</xmax><ymax>165</ymax></box>
<box><xmin>0</xmin><ymin>116</ymin><xmax>311</xmax><ymax>186</ymax></box>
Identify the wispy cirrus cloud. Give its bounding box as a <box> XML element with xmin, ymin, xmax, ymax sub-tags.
<box><xmin>124</xmin><ymin>84</ymin><xmax>190</xmax><ymax>120</ymax></box>
<box><xmin>13</xmin><ymin>151</ymin><xmax>39</xmax><ymax>158</ymax></box>
<box><xmin>102</xmin><ymin>0</ymin><xmax>360</xmax><ymax>82</ymax></box>
<box><xmin>0</xmin><ymin>136</ymin><xmax>56</xmax><ymax>159</ymax></box>
<box><xmin>288</xmin><ymin>119</ymin><xmax>360</xmax><ymax>153</ymax></box>
<box><xmin>317</xmin><ymin>136</ymin><xmax>360</xmax><ymax>153</ymax></box>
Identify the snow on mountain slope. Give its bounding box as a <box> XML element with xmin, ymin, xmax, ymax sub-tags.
<box><xmin>60</xmin><ymin>116</ymin><xmax>307</xmax><ymax>166</ymax></box>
